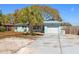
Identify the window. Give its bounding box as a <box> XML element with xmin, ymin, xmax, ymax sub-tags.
<box><xmin>33</xmin><ymin>26</ymin><xmax>40</xmax><ymax>29</ymax></box>
<box><xmin>15</xmin><ymin>27</ymin><xmax>17</xmax><ymax>29</ymax></box>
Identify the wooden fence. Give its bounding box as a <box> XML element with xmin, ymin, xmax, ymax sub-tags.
<box><xmin>62</xmin><ymin>26</ymin><xmax>79</xmax><ymax>35</ymax></box>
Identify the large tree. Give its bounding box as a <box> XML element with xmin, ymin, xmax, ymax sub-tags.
<box><xmin>25</xmin><ymin>6</ymin><xmax>44</xmax><ymax>33</ymax></box>
<box><xmin>2</xmin><ymin>14</ymin><xmax>11</xmax><ymax>25</ymax></box>
<box><xmin>0</xmin><ymin>9</ymin><xmax>3</xmax><ymax>25</ymax></box>
<box><xmin>13</xmin><ymin>9</ymin><xmax>19</xmax><ymax>24</ymax></box>
<box><xmin>2</xmin><ymin>5</ymin><xmax>62</xmax><ymax>34</ymax></box>
<box><xmin>12</xmin><ymin>7</ymin><xmax>44</xmax><ymax>34</ymax></box>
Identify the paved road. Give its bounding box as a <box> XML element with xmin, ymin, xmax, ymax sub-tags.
<box><xmin>16</xmin><ymin>34</ymin><xmax>79</xmax><ymax>54</ymax></box>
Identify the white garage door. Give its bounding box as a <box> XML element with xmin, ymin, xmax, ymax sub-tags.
<box><xmin>44</xmin><ymin>26</ymin><xmax>61</xmax><ymax>34</ymax></box>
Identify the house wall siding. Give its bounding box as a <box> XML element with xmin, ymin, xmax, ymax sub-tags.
<box><xmin>14</xmin><ymin>27</ymin><xmax>29</xmax><ymax>33</ymax></box>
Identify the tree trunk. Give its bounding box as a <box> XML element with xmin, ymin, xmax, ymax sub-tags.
<box><xmin>29</xmin><ymin>24</ymin><xmax>33</xmax><ymax>35</ymax></box>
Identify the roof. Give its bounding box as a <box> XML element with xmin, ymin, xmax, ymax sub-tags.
<box><xmin>14</xmin><ymin>23</ymin><xmax>28</xmax><ymax>27</ymax></box>
<box><xmin>44</xmin><ymin>20</ymin><xmax>63</xmax><ymax>24</ymax></box>
<box><xmin>44</xmin><ymin>21</ymin><xmax>63</xmax><ymax>27</ymax></box>
<box><xmin>2</xmin><ymin>23</ymin><xmax>28</xmax><ymax>27</ymax></box>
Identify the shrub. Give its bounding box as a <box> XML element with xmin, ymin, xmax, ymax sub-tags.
<box><xmin>0</xmin><ymin>26</ymin><xmax>6</xmax><ymax>32</ymax></box>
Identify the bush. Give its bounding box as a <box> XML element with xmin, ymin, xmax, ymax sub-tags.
<box><xmin>0</xmin><ymin>26</ymin><xmax>6</xmax><ymax>32</ymax></box>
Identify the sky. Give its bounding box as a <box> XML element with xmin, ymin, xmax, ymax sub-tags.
<box><xmin>0</xmin><ymin>4</ymin><xmax>79</xmax><ymax>26</ymax></box>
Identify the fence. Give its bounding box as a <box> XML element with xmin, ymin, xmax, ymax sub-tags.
<box><xmin>62</xmin><ymin>26</ymin><xmax>79</xmax><ymax>35</ymax></box>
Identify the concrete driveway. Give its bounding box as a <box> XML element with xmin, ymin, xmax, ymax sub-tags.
<box><xmin>16</xmin><ymin>34</ymin><xmax>79</xmax><ymax>54</ymax></box>
<box><xmin>0</xmin><ymin>33</ymin><xmax>79</xmax><ymax>54</ymax></box>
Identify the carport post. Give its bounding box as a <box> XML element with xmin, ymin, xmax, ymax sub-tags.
<box><xmin>58</xmin><ymin>25</ymin><xmax>63</xmax><ymax>54</ymax></box>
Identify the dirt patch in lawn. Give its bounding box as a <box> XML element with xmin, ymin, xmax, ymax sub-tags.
<box><xmin>0</xmin><ymin>31</ymin><xmax>42</xmax><ymax>39</ymax></box>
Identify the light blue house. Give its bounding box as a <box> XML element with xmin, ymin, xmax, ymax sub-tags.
<box><xmin>14</xmin><ymin>24</ymin><xmax>29</xmax><ymax>33</ymax></box>
<box><xmin>13</xmin><ymin>20</ymin><xmax>62</xmax><ymax>34</ymax></box>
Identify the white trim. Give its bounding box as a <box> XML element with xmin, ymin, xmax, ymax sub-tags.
<box><xmin>44</xmin><ymin>21</ymin><xmax>63</xmax><ymax>24</ymax></box>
